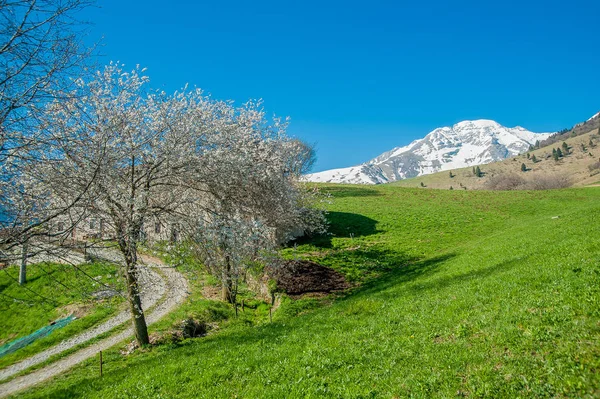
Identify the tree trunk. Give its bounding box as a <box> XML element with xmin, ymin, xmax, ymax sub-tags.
<box><xmin>221</xmin><ymin>255</ymin><xmax>236</xmax><ymax>304</ymax></box>
<box><xmin>125</xmin><ymin>266</ymin><xmax>150</xmax><ymax>346</ymax></box>
<box><xmin>221</xmin><ymin>280</ymin><xmax>235</xmax><ymax>304</ymax></box>
<box><xmin>19</xmin><ymin>241</ymin><xmax>28</xmax><ymax>285</ymax></box>
<box><xmin>121</xmin><ymin>242</ymin><xmax>150</xmax><ymax>346</ymax></box>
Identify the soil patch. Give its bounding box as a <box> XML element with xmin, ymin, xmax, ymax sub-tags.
<box><xmin>201</xmin><ymin>284</ymin><xmax>222</xmax><ymax>300</ymax></box>
<box><xmin>266</xmin><ymin>260</ymin><xmax>349</xmax><ymax>296</ymax></box>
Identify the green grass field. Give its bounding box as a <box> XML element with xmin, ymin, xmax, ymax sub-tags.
<box><xmin>0</xmin><ymin>261</ymin><xmax>124</xmax><ymax>369</ymax></box>
<box><xmin>12</xmin><ymin>185</ymin><xmax>600</xmax><ymax>398</ymax></box>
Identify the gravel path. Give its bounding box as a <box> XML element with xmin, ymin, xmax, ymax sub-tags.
<box><xmin>0</xmin><ymin>252</ymin><xmax>189</xmax><ymax>398</ymax></box>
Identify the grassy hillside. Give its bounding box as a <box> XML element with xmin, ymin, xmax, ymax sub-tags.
<box><xmin>14</xmin><ymin>185</ymin><xmax>600</xmax><ymax>398</ymax></box>
<box><xmin>0</xmin><ymin>262</ymin><xmax>124</xmax><ymax>369</ymax></box>
<box><xmin>393</xmin><ymin>128</ymin><xmax>600</xmax><ymax>190</ymax></box>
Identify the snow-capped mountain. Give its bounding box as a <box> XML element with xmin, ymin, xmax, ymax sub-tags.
<box><xmin>305</xmin><ymin>119</ymin><xmax>553</xmax><ymax>184</ymax></box>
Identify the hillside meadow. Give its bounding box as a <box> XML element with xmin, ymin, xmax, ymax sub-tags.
<box><xmin>13</xmin><ymin>184</ymin><xmax>600</xmax><ymax>398</ymax></box>
<box><xmin>0</xmin><ymin>262</ymin><xmax>124</xmax><ymax>369</ymax></box>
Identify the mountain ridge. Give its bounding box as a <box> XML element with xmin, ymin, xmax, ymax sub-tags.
<box><xmin>305</xmin><ymin>119</ymin><xmax>553</xmax><ymax>184</ymax></box>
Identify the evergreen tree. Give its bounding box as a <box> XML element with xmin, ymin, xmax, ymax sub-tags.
<box><xmin>475</xmin><ymin>166</ymin><xmax>482</xmax><ymax>177</ymax></box>
<box><xmin>552</xmin><ymin>148</ymin><xmax>559</xmax><ymax>161</ymax></box>
<box><xmin>531</xmin><ymin>154</ymin><xmax>538</xmax><ymax>163</ymax></box>
<box><xmin>526</xmin><ymin>153</ymin><xmax>531</xmax><ymax>159</ymax></box>
<box><xmin>535</xmin><ymin>140</ymin><xmax>540</xmax><ymax>149</ymax></box>
<box><xmin>562</xmin><ymin>142</ymin><xmax>569</xmax><ymax>155</ymax></box>
<box><xmin>557</xmin><ymin>147</ymin><xmax>563</xmax><ymax>158</ymax></box>
<box><xmin>521</xmin><ymin>163</ymin><xmax>527</xmax><ymax>172</ymax></box>
<box><xmin>449</xmin><ymin>186</ymin><xmax>453</xmax><ymax>190</ymax></box>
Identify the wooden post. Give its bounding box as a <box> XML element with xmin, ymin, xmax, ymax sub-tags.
<box><xmin>269</xmin><ymin>307</ymin><xmax>272</xmax><ymax>323</ymax></box>
<box><xmin>99</xmin><ymin>351</ymin><xmax>103</xmax><ymax>376</ymax></box>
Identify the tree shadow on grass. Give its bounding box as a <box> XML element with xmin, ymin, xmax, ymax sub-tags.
<box><xmin>404</xmin><ymin>255</ymin><xmax>524</xmax><ymax>297</ymax></box>
<box><xmin>367</xmin><ymin>254</ymin><xmax>526</xmax><ymax>303</ymax></box>
<box><xmin>292</xmin><ymin>211</ymin><xmax>380</xmax><ymax>249</ymax></box>
<box><xmin>341</xmin><ymin>252</ymin><xmax>457</xmax><ymax>299</ymax></box>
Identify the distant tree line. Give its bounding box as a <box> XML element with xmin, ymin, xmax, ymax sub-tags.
<box><xmin>533</xmin><ymin>115</ymin><xmax>600</xmax><ymax>150</ymax></box>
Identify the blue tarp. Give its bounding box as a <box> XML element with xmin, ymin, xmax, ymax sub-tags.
<box><xmin>0</xmin><ymin>315</ymin><xmax>76</xmax><ymax>358</ymax></box>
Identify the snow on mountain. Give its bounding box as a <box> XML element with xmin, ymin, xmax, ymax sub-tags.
<box><xmin>305</xmin><ymin>119</ymin><xmax>553</xmax><ymax>184</ymax></box>
<box><xmin>587</xmin><ymin>112</ymin><xmax>599</xmax><ymax>122</ymax></box>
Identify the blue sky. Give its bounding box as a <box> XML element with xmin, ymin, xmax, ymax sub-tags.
<box><xmin>83</xmin><ymin>0</ymin><xmax>600</xmax><ymax>172</ymax></box>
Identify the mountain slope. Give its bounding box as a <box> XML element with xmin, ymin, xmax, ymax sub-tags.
<box><xmin>392</xmin><ymin>115</ymin><xmax>600</xmax><ymax>190</ymax></box>
<box><xmin>306</xmin><ymin>120</ymin><xmax>553</xmax><ymax>184</ymax></box>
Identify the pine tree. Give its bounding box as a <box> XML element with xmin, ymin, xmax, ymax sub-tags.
<box><xmin>531</xmin><ymin>154</ymin><xmax>538</xmax><ymax>163</ymax></box>
<box><xmin>449</xmin><ymin>171</ymin><xmax>454</xmax><ymax>178</ymax></box>
<box><xmin>521</xmin><ymin>163</ymin><xmax>527</xmax><ymax>172</ymax></box>
<box><xmin>535</xmin><ymin>140</ymin><xmax>540</xmax><ymax>149</ymax></box>
<box><xmin>475</xmin><ymin>166</ymin><xmax>482</xmax><ymax>177</ymax></box>
<box><xmin>557</xmin><ymin>147</ymin><xmax>563</xmax><ymax>158</ymax></box>
<box><xmin>562</xmin><ymin>142</ymin><xmax>569</xmax><ymax>155</ymax></box>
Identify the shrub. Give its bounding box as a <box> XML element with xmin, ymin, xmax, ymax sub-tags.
<box><xmin>588</xmin><ymin>162</ymin><xmax>600</xmax><ymax>172</ymax></box>
<box><xmin>526</xmin><ymin>174</ymin><xmax>571</xmax><ymax>190</ymax></box>
<box><xmin>485</xmin><ymin>173</ymin><xmax>571</xmax><ymax>191</ymax></box>
<box><xmin>484</xmin><ymin>174</ymin><xmax>526</xmax><ymax>190</ymax></box>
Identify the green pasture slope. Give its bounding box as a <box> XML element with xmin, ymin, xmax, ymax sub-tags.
<box><xmin>0</xmin><ymin>262</ymin><xmax>123</xmax><ymax>369</ymax></box>
<box><xmin>17</xmin><ymin>185</ymin><xmax>600</xmax><ymax>398</ymax></box>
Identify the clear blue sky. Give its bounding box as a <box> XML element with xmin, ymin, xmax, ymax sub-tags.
<box><xmin>83</xmin><ymin>0</ymin><xmax>600</xmax><ymax>172</ymax></box>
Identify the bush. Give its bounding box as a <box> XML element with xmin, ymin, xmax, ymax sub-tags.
<box><xmin>484</xmin><ymin>174</ymin><xmax>526</xmax><ymax>190</ymax></box>
<box><xmin>588</xmin><ymin>162</ymin><xmax>600</xmax><ymax>172</ymax></box>
<box><xmin>180</xmin><ymin>318</ymin><xmax>208</xmax><ymax>338</ymax></box>
<box><xmin>526</xmin><ymin>174</ymin><xmax>571</xmax><ymax>190</ymax></box>
<box><xmin>485</xmin><ymin>173</ymin><xmax>571</xmax><ymax>191</ymax></box>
